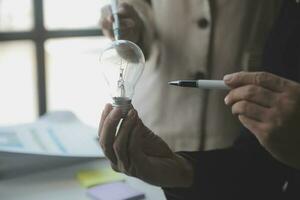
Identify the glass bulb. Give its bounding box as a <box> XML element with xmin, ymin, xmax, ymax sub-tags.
<box><xmin>100</xmin><ymin>40</ymin><xmax>145</xmax><ymax>117</ymax></box>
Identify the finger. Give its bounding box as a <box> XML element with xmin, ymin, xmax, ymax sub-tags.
<box><xmin>102</xmin><ymin>17</ymin><xmax>134</xmax><ymax>29</ymax></box>
<box><xmin>110</xmin><ymin>162</ymin><xmax>121</xmax><ymax>173</ymax></box>
<box><xmin>100</xmin><ymin>18</ymin><xmax>135</xmax><ymax>40</ymax></box>
<box><xmin>100</xmin><ymin>15</ymin><xmax>113</xmax><ymax>30</ymax></box>
<box><xmin>99</xmin><ymin>15</ymin><xmax>114</xmax><ymax>40</ymax></box>
<box><xmin>128</xmin><ymin>119</ymin><xmax>148</xmax><ymax>176</ymax></box>
<box><xmin>101</xmin><ymin>3</ymin><xmax>135</xmax><ymax>20</ymax></box>
<box><xmin>113</xmin><ymin>109</ymin><xmax>137</xmax><ymax>171</ymax></box>
<box><xmin>102</xmin><ymin>29</ymin><xmax>115</xmax><ymax>40</ymax></box>
<box><xmin>232</xmin><ymin>100</ymin><xmax>271</xmax><ymax>122</ymax></box>
<box><xmin>224</xmin><ymin>71</ymin><xmax>286</xmax><ymax>92</ymax></box>
<box><xmin>98</xmin><ymin>104</ymin><xmax>113</xmax><ymax>137</ymax></box>
<box><xmin>238</xmin><ymin>115</ymin><xmax>270</xmax><ymax>145</ymax></box>
<box><xmin>225</xmin><ymin>85</ymin><xmax>277</xmax><ymax>107</ymax></box>
<box><xmin>100</xmin><ymin>5</ymin><xmax>112</xmax><ymax>25</ymax></box>
<box><xmin>100</xmin><ymin>107</ymin><xmax>123</xmax><ymax>164</ymax></box>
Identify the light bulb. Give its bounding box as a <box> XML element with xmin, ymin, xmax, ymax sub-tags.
<box><xmin>100</xmin><ymin>40</ymin><xmax>145</xmax><ymax>117</ymax></box>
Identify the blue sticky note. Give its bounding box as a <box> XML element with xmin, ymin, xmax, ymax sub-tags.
<box><xmin>87</xmin><ymin>182</ymin><xmax>145</xmax><ymax>200</ymax></box>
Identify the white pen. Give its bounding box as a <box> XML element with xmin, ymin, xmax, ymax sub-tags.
<box><xmin>168</xmin><ymin>80</ymin><xmax>229</xmax><ymax>90</ymax></box>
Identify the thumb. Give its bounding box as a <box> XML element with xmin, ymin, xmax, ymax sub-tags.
<box><xmin>138</xmin><ymin>121</ymin><xmax>173</xmax><ymax>157</ymax></box>
<box><xmin>143</xmin><ymin>132</ymin><xmax>173</xmax><ymax>157</ymax></box>
<box><xmin>128</xmin><ymin>119</ymin><xmax>147</xmax><ymax>162</ymax></box>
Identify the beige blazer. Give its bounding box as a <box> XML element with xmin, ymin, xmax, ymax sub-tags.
<box><xmin>122</xmin><ymin>0</ymin><xmax>282</xmax><ymax>151</ymax></box>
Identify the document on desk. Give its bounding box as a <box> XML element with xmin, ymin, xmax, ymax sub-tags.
<box><xmin>0</xmin><ymin>111</ymin><xmax>104</xmax><ymax>178</ymax></box>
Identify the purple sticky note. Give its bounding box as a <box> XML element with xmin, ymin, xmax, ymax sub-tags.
<box><xmin>87</xmin><ymin>182</ymin><xmax>145</xmax><ymax>200</ymax></box>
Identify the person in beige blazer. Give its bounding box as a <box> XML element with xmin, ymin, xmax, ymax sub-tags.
<box><xmin>100</xmin><ymin>0</ymin><xmax>282</xmax><ymax>151</ymax></box>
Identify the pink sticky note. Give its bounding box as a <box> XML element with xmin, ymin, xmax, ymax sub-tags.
<box><xmin>87</xmin><ymin>182</ymin><xmax>145</xmax><ymax>200</ymax></box>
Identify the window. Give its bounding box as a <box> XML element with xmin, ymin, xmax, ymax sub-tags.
<box><xmin>0</xmin><ymin>0</ymin><xmax>110</xmax><ymax>127</ymax></box>
<box><xmin>44</xmin><ymin>0</ymin><xmax>103</xmax><ymax>30</ymax></box>
<box><xmin>46</xmin><ymin>37</ymin><xmax>111</xmax><ymax>126</ymax></box>
<box><xmin>0</xmin><ymin>0</ymin><xmax>33</xmax><ymax>32</ymax></box>
<box><xmin>0</xmin><ymin>41</ymin><xmax>37</xmax><ymax>124</ymax></box>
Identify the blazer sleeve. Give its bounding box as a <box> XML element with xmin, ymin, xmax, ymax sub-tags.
<box><xmin>162</xmin><ymin>131</ymin><xmax>293</xmax><ymax>200</ymax></box>
<box><xmin>120</xmin><ymin>0</ymin><xmax>155</xmax><ymax>60</ymax></box>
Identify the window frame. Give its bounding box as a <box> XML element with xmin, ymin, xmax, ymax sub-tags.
<box><xmin>0</xmin><ymin>0</ymin><xmax>103</xmax><ymax>116</ymax></box>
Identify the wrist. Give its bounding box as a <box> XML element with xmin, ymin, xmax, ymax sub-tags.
<box><xmin>174</xmin><ymin>154</ymin><xmax>194</xmax><ymax>188</ymax></box>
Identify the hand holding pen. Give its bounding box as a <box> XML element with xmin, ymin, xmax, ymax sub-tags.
<box><xmin>100</xmin><ymin>1</ymin><xmax>143</xmax><ymax>43</ymax></box>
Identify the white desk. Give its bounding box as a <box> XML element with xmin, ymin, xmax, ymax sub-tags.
<box><xmin>0</xmin><ymin>159</ymin><xmax>166</xmax><ymax>200</ymax></box>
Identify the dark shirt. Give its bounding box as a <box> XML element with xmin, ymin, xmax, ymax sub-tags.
<box><xmin>162</xmin><ymin>1</ymin><xmax>300</xmax><ymax>199</ymax></box>
<box><xmin>163</xmin><ymin>133</ymin><xmax>300</xmax><ymax>200</ymax></box>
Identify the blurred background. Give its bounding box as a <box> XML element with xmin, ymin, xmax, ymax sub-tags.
<box><xmin>0</xmin><ymin>0</ymin><xmax>112</xmax><ymax>127</ymax></box>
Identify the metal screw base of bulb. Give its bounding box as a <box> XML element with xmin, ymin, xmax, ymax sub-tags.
<box><xmin>112</xmin><ymin>97</ymin><xmax>132</xmax><ymax>118</ymax></box>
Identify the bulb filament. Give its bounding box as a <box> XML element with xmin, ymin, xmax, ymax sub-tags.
<box><xmin>117</xmin><ymin>58</ymin><xmax>128</xmax><ymax>97</ymax></box>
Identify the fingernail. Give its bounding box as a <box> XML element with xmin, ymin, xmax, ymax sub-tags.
<box><xmin>224</xmin><ymin>96</ymin><xmax>229</xmax><ymax>105</ymax></box>
<box><xmin>224</xmin><ymin>74</ymin><xmax>233</xmax><ymax>83</ymax></box>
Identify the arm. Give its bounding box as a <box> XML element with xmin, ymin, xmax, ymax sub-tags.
<box><xmin>98</xmin><ymin>104</ymin><xmax>297</xmax><ymax>199</ymax></box>
<box><xmin>224</xmin><ymin>71</ymin><xmax>300</xmax><ymax>169</ymax></box>
<box><xmin>163</xmin><ymin>131</ymin><xmax>291</xmax><ymax>200</ymax></box>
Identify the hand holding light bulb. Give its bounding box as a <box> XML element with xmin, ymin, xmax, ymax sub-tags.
<box><xmin>98</xmin><ymin>104</ymin><xmax>194</xmax><ymax>187</ymax></box>
<box><xmin>100</xmin><ymin>2</ymin><xmax>144</xmax><ymax>43</ymax></box>
<box><xmin>99</xmin><ymin>1</ymin><xmax>193</xmax><ymax>188</ymax></box>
